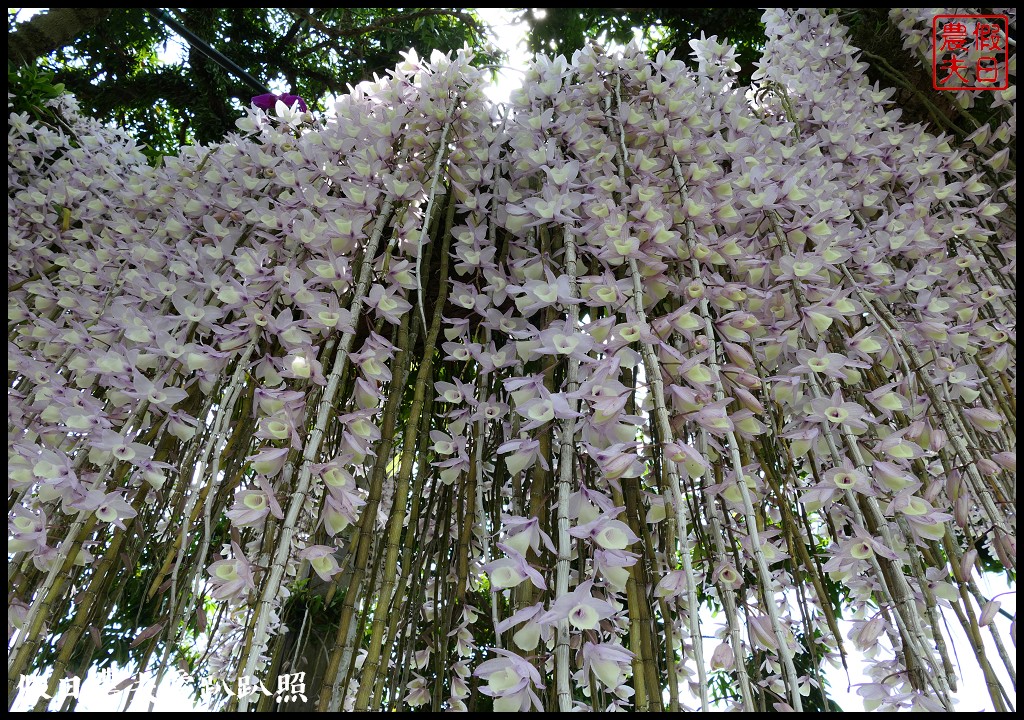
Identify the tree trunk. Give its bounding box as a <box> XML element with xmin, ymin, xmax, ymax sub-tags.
<box><xmin>8</xmin><ymin>8</ymin><xmax>114</xmax><ymax>64</ymax></box>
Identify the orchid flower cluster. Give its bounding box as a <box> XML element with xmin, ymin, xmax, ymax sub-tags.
<box><xmin>8</xmin><ymin>8</ymin><xmax>1015</xmax><ymax>713</ymax></box>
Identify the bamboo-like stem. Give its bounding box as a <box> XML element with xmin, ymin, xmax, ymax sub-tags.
<box><xmin>700</xmin><ymin>453</ymin><xmax>761</xmax><ymax>711</ymax></box>
<box><xmin>763</xmin><ymin>212</ymin><xmax>952</xmax><ymax>705</ymax></box>
<box><xmin>897</xmin><ymin>516</ymin><xmax>958</xmax><ymax>691</ymax></box>
<box><xmin>551</xmin><ymin>224</ymin><xmax>581</xmax><ymax>713</ymax></box>
<box><xmin>430</xmin><ymin>492</ymin><xmax>458</xmax><ymax>711</ymax></box>
<box><xmin>375</xmin><ymin>384</ymin><xmax>434</xmax><ymax>705</ymax></box>
<box><xmin>236</xmin><ymin>196</ymin><xmax>396</xmax><ymax>710</ymax></box>
<box><xmin>663</xmin><ymin>161</ymin><xmax>803</xmax><ymax>710</ymax></box>
<box><xmin>388</xmin><ymin>420</ymin><xmax>441</xmax><ymax>709</ymax></box>
<box><xmin>8</xmin><ymin>403</ymin><xmax>147</xmax><ymax>701</ymax></box>
<box><xmin>167</xmin><ymin>331</ymin><xmax>263</xmax><ymax>634</ymax></box>
<box><xmin>354</xmin><ymin>199</ymin><xmax>450</xmax><ymax>710</ymax></box>
<box><xmin>839</xmin><ymin>262</ymin><xmax>1014</xmax><ymax>558</ymax></box>
<box><xmin>936</xmin><ymin>534</ymin><xmax>1017</xmax><ymax>698</ymax></box>
<box><xmin>752</xmin><ymin>441</ymin><xmax>847</xmax><ymax>663</ymax></box>
<box><xmin>31</xmin><ymin>482</ymin><xmax>154</xmax><ymax>710</ymax></box>
<box><xmin>415</xmin><ymin>120</ymin><xmax>453</xmax><ymax>333</ymax></box>
<box><xmin>626</xmin><ymin>256</ymin><xmax>714</xmax><ymax>710</ymax></box>
<box><xmin>608</xmin><ymin>74</ymin><xmax>711</xmax><ymax>711</ymax></box>
<box><xmin>321</xmin><ymin>193</ymin><xmax>454</xmax><ymax>712</ymax></box>
<box><xmin>337</xmin><ymin>524</ymin><xmax>389</xmax><ymax>710</ymax></box>
<box><xmin>30</xmin><ymin>414</ymin><xmax>173</xmax><ymax>710</ymax></box>
<box><xmin>615</xmin><ymin>479</ymin><xmax>662</xmax><ymax>711</ymax></box>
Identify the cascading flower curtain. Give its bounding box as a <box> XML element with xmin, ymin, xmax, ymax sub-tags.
<box><xmin>8</xmin><ymin>8</ymin><xmax>1015</xmax><ymax>713</ymax></box>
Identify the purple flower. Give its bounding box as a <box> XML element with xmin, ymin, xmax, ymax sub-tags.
<box><xmin>654</xmin><ymin>569</ymin><xmax>690</xmax><ymax>600</ymax></box>
<box><xmin>9</xmin><ymin>507</ymin><xmax>47</xmax><ymax>553</ymax></box>
<box><xmin>584</xmin><ymin>443</ymin><xmax>646</xmax><ymax>481</ymax></box>
<box><xmin>793</xmin><ymin>343</ymin><xmax>862</xmax><ymax>380</ymax></box>
<box><xmin>366</xmin><ymin>283</ymin><xmax>412</xmax><ymax>325</ymax></box>
<box><xmin>593</xmin><ymin>548</ymin><xmax>638</xmax><ymax>591</ymax></box>
<box><xmin>710</xmin><ymin>642</ymin><xmax>735</xmax><ymax>670</ymax></box>
<box><xmin>497</xmin><ymin>437</ymin><xmax>548</xmax><ymax>476</ymax></box>
<box><xmin>252</xmin><ymin>92</ymin><xmax>308</xmax><ymax>113</ymax></box>
<box><xmin>322</xmin><ymin>486</ymin><xmax>366</xmax><ymax>536</ymax></box>
<box><xmin>496</xmin><ymin>603</ymin><xmax>546</xmax><ymax>651</ymax></box>
<box><xmin>569</xmin><ymin>511</ymin><xmax>640</xmax><ymax>550</ymax></box>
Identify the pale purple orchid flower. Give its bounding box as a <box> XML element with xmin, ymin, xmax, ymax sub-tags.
<box><xmin>580</xmin><ymin>641</ymin><xmax>635</xmax><ymax>690</ymax></box>
<box><xmin>711</xmin><ymin>560</ymin><xmax>744</xmax><ymax>589</ymax></box>
<box><xmin>748</xmin><ymin>613</ymin><xmax>793</xmax><ymax>652</ymax></box>
<box><xmin>482</xmin><ymin>544</ymin><xmax>547</xmax><ymax>591</ymax></box>
<box><xmin>710</xmin><ymin>642</ymin><xmax>735</xmax><ymax>670</ymax></box>
<box><xmin>535</xmin><ymin>318</ymin><xmax>595</xmax><ymax>360</ymax></box>
<box><xmin>9</xmin><ymin>507</ymin><xmax>48</xmax><ymax>553</ymax></box>
<box><xmin>87</xmin><ymin>429</ymin><xmax>155</xmax><ymax>466</ymax></box>
<box><xmin>807</xmin><ymin>391</ymin><xmax>871</xmax><ymax>431</ymax></box>
<box><xmin>593</xmin><ymin>548</ymin><xmax>638</xmax><ymax>591</ymax></box>
<box><xmin>441</xmin><ymin>339</ymin><xmax>484</xmax><ymax>364</ymax></box>
<box><xmin>684</xmin><ymin>398</ymin><xmax>735</xmax><ymax>437</ymax></box>
<box><xmin>495</xmin><ymin>603</ymin><xmax>546</xmax><ymax>651</ymax></box>
<box><xmin>793</xmin><ymin>343</ymin><xmax>861</xmax><ymax>379</ymax></box>
<box><xmin>225</xmin><ymin>489</ymin><xmax>271</xmax><ymax>527</ymax></box>
<box><xmin>497</xmin><ymin>437</ymin><xmax>548</xmax><ymax>476</ymax></box>
<box><xmin>664</xmin><ymin>439</ymin><xmax>711</xmax><ymax>480</ymax></box>
<box><xmin>864</xmin><ymin>382</ymin><xmax>913</xmax><ymax>418</ymax></box>
<box><xmin>823</xmin><ymin>528</ymin><xmax>899</xmax><ymax>580</ymax></box>
<box><xmin>473</xmin><ymin>648</ymin><xmax>544</xmax><ymax>712</ymax></box>
<box><xmin>569</xmin><ymin>512</ymin><xmax>641</xmax><ymax>551</ymax></box>
<box><xmin>366</xmin><ymin>283</ymin><xmax>412</xmax><ymax>325</ymax></box>
<box><xmin>655</xmin><ymin>569</ymin><xmax>690</xmax><ymax>600</ymax></box>
<box><xmin>538</xmin><ymin>580</ymin><xmax>618</xmax><ymax>630</ymax></box>
<box><xmin>471</xmin><ymin>393</ymin><xmax>510</xmax><ymax>422</ymax></box>
<box><xmin>207</xmin><ymin>541</ymin><xmax>256</xmax><ymax>601</ymax></box>
<box><xmin>871</xmin><ymin>460</ymin><xmax>917</xmax><ymax>492</ymax></box>
<box><xmin>248</xmin><ymin>445</ymin><xmax>290</xmax><ymax>477</ymax></box>
<box><xmin>876</xmin><ymin>428</ymin><xmax>927</xmax><ymax>461</ymax></box>
<box><xmin>585</xmin><ymin>442</ymin><xmax>646</xmax><ymax>481</ymax></box>
<box><xmin>322</xmin><ymin>485</ymin><xmax>366</xmax><ymax>536</ymax></box>
<box><xmin>508</xmin><ymin>270</ymin><xmax>581</xmax><ymax>315</ymax></box>
<box><xmin>827</xmin><ymin>464</ymin><xmax>869</xmax><ymax>491</ymax></box>
<box><xmin>280</xmin><ymin>347</ymin><xmax>326</xmax><ymax>385</ymax></box>
<box><xmin>515</xmin><ymin>393</ymin><xmax>580</xmax><ymax>431</ymax></box>
<box><xmin>300</xmin><ymin>544</ymin><xmax>344</xmax><ymax>582</ymax></box>
<box><xmin>73</xmin><ymin>487</ymin><xmax>138</xmax><ymax>530</ymax></box>
<box><xmin>587</xmin><ymin>390</ymin><xmax>629</xmax><ymax>425</ymax></box>
<box><xmin>499</xmin><ymin>514</ymin><xmax>556</xmax><ymax>557</ymax></box>
<box><xmin>130</xmin><ymin>370</ymin><xmax>189</xmax><ymax>412</ymax></box>
<box><xmin>566</xmin><ymin>486</ymin><xmax>617</xmax><ymax>524</ymax></box>
<box><xmin>435</xmin><ymin>377</ymin><xmax>474</xmax><ymax>405</ymax></box>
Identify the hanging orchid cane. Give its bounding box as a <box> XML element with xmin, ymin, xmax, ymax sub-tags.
<box><xmin>235</xmin><ymin>193</ymin><xmax>396</xmax><ymax>710</ymax></box>
<box><xmin>608</xmin><ymin>74</ymin><xmax>713</xmax><ymax>711</ymax></box>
